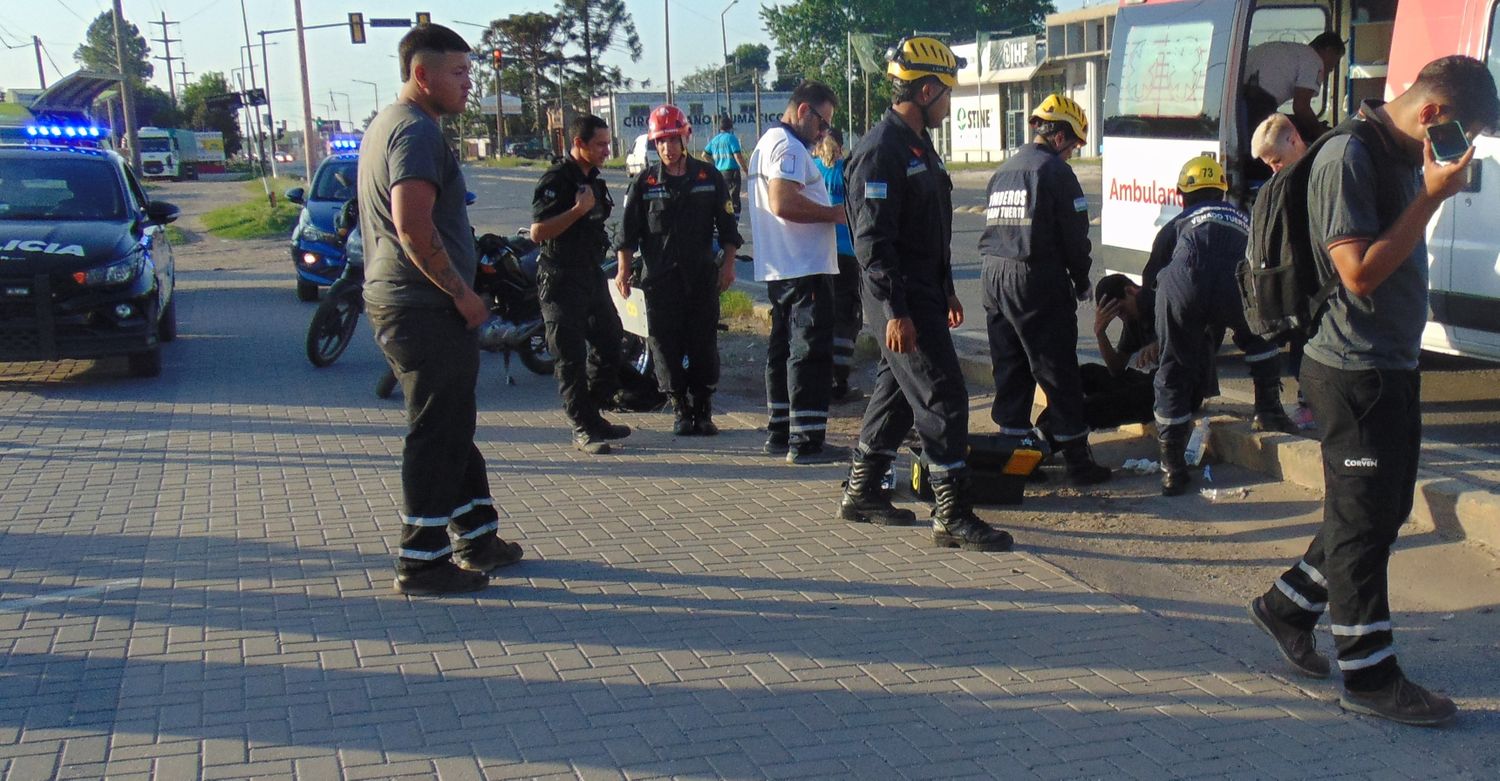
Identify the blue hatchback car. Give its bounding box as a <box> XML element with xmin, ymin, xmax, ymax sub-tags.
<box><xmin>286</xmin><ymin>152</ymin><xmax>358</xmax><ymax>301</ymax></box>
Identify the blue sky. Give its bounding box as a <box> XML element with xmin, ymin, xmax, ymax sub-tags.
<box><xmin>0</xmin><ymin>0</ymin><xmax>772</xmax><ymax>126</ymax></box>
<box><xmin>1</xmin><ymin>1</ymin><xmax>1091</xmax><ymax>127</ymax></box>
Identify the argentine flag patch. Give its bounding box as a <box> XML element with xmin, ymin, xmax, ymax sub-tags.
<box><xmin>866</xmin><ymin>182</ymin><xmax>888</xmax><ymax>200</ymax></box>
<box><xmin>1073</xmin><ymin>196</ymin><xmax>1088</xmax><ymax>213</ymax></box>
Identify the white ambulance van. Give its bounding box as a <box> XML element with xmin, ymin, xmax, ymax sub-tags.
<box><xmin>1100</xmin><ymin>0</ymin><xmax>1500</xmax><ymax>361</ymax></box>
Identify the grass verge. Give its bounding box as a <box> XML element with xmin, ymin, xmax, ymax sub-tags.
<box><xmin>163</xmin><ymin>225</ymin><xmax>189</xmax><ymax>245</ymax></box>
<box><xmin>201</xmin><ymin>184</ymin><xmax>301</xmax><ymax>240</ymax></box>
<box><xmin>720</xmin><ymin>289</ymin><xmax>755</xmax><ymax>320</ymax></box>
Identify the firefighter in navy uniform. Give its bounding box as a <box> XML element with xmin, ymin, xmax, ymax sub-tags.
<box><xmin>530</xmin><ymin>114</ymin><xmax>630</xmax><ymax>455</ymax></box>
<box><xmin>979</xmin><ymin>94</ymin><xmax>1110</xmax><ymax>485</ymax></box>
<box><xmin>1152</xmin><ymin>156</ymin><xmax>1293</xmax><ymax>495</ymax></box>
<box><xmin>840</xmin><ymin>36</ymin><xmax>1014</xmax><ymax>552</ymax></box>
<box><xmin>615</xmin><ymin>105</ymin><xmax>743</xmax><ymax>436</ymax></box>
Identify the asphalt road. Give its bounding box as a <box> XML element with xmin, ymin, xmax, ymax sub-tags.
<box><xmin>463</xmin><ymin>163</ymin><xmax>1500</xmax><ymax>464</ymax></box>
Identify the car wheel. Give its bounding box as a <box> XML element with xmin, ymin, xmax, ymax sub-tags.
<box><xmin>296</xmin><ymin>279</ymin><xmax>320</xmax><ymax>302</ymax></box>
<box><xmin>157</xmin><ymin>296</ymin><xmax>178</xmax><ymax>342</ymax></box>
<box><xmin>127</xmin><ymin>344</ymin><xmax>162</xmax><ymax>378</ymax></box>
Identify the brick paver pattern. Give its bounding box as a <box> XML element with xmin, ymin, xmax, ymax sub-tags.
<box><xmin>0</xmin><ymin>253</ymin><xmax>1463</xmax><ymax>780</ymax></box>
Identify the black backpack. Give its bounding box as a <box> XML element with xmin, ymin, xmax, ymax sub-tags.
<box><xmin>1237</xmin><ymin>116</ymin><xmax>1408</xmax><ymax>342</ymax></box>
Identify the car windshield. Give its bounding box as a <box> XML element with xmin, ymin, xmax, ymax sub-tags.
<box><xmin>310</xmin><ymin>160</ymin><xmax>357</xmax><ymax>201</ymax></box>
<box><xmin>0</xmin><ymin>156</ymin><xmax>125</xmax><ymax>221</ymax></box>
<box><xmin>140</xmin><ymin>137</ymin><xmax>172</xmax><ymax>153</ymax></box>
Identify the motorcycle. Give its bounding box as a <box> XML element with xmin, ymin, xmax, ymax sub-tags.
<box><xmin>304</xmin><ymin>199</ymin><xmax>365</xmax><ymax>368</ymax></box>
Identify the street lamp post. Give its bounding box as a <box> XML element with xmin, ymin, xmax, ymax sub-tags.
<box><xmin>352</xmin><ymin>79</ymin><xmax>382</xmax><ymax>115</ymax></box>
<box><xmin>720</xmin><ymin>0</ymin><xmax>738</xmax><ymax>121</ymax></box>
<box><xmin>330</xmin><ymin>91</ymin><xmax>353</xmax><ymax>130</ymax></box>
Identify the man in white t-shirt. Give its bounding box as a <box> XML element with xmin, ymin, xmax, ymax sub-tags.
<box><xmin>1243</xmin><ymin>32</ymin><xmax>1345</xmax><ymax>141</ymax></box>
<box><xmin>747</xmin><ymin>80</ymin><xmax>847</xmax><ymax>464</ymax></box>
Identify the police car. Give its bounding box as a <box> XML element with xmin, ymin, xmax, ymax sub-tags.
<box><xmin>285</xmin><ymin>136</ymin><xmax>359</xmax><ymax>301</ymax></box>
<box><xmin>0</xmin><ymin>123</ymin><xmax>179</xmax><ymax>378</ymax></box>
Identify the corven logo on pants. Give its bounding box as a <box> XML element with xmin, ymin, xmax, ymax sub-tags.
<box><xmin>1343</xmin><ymin>457</ymin><xmax>1378</xmax><ymax>468</ymax></box>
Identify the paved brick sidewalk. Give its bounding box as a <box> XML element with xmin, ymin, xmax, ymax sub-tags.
<box><xmin>0</xmin><ymin>256</ymin><xmax>1473</xmax><ymax>780</ymax></box>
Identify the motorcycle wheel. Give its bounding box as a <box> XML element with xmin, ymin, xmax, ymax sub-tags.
<box><xmin>305</xmin><ymin>289</ymin><xmax>361</xmax><ymax>368</ymax></box>
<box><xmin>517</xmin><ymin>332</ymin><xmax>556</xmax><ymax>375</ymax></box>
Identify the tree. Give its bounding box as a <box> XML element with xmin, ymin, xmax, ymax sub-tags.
<box><xmin>73</xmin><ymin>11</ymin><xmax>153</xmax><ymax>82</ymax></box>
<box><xmin>135</xmin><ymin>85</ymin><xmax>183</xmax><ymax>128</ymax></box>
<box><xmin>555</xmin><ymin>0</ymin><xmax>642</xmax><ymax>98</ymax></box>
<box><xmin>484</xmin><ymin>13</ymin><xmax>566</xmax><ymax>136</ymax></box>
<box><xmin>180</xmin><ymin>73</ymin><xmax>242</xmax><ymax>157</ymax></box>
<box><xmin>761</xmin><ymin>0</ymin><xmax>1052</xmax><ymax>127</ymax></box>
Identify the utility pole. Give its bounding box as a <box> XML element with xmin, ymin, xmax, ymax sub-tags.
<box><xmin>33</xmin><ymin>36</ymin><xmax>46</xmax><ymax>89</ymax></box>
<box><xmin>176</xmin><ymin>62</ymin><xmax>193</xmax><ymax>94</ymax></box>
<box><xmin>149</xmin><ymin>13</ymin><xmax>182</xmax><ymax>105</ymax></box>
<box><xmin>260</xmin><ymin>31</ymin><xmax>279</xmax><ymax>168</ymax></box>
<box><xmin>294</xmin><ymin>0</ymin><xmax>317</xmax><ymax>181</ymax></box>
<box><xmin>111</xmin><ymin>0</ymin><xmax>140</xmax><ymax>171</ymax></box>
<box><xmin>239</xmin><ymin>0</ymin><xmax>272</xmax><ymax>202</ymax></box>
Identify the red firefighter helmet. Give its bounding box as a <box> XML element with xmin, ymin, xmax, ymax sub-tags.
<box><xmin>647</xmin><ymin>104</ymin><xmax>691</xmax><ymax>141</ymax></box>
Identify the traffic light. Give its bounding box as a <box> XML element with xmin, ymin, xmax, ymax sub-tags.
<box><xmin>416</xmin><ymin>12</ymin><xmax>431</xmax><ymax>25</ymax></box>
<box><xmin>348</xmin><ymin>12</ymin><xmax>366</xmax><ymax>44</ymax></box>
<box><xmin>493</xmin><ymin>49</ymin><xmax>503</xmax><ymax>66</ymax></box>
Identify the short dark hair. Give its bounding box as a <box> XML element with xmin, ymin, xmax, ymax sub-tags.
<box><xmin>570</xmin><ymin>114</ymin><xmax>609</xmax><ymax>145</ymax></box>
<box><xmin>719</xmin><ymin>115</ymin><xmax>734</xmax><ymax>132</ymax></box>
<box><xmin>892</xmin><ymin>75</ymin><xmax>940</xmax><ymax>105</ymax></box>
<box><xmin>1412</xmin><ymin>55</ymin><xmax>1500</xmax><ymax>132</ymax></box>
<box><xmin>398</xmin><ymin>24</ymin><xmax>471</xmax><ymax>82</ymax></box>
<box><xmin>1309</xmin><ymin>31</ymin><xmax>1345</xmax><ymax>55</ymax></box>
<box><xmin>826</xmin><ymin>127</ymin><xmax>844</xmax><ymax>147</ymax></box>
<box><xmin>788</xmin><ymin>80</ymin><xmax>838</xmax><ymax>111</ymax></box>
<box><xmin>1094</xmin><ymin>273</ymin><xmax>1135</xmax><ymax>306</ymax></box>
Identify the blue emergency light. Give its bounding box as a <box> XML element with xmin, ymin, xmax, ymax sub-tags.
<box><xmin>24</xmin><ymin>124</ymin><xmax>103</xmax><ymax>139</ymax></box>
<box><xmin>329</xmin><ymin>134</ymin><xmax>362</xmax><ymax>151</ymax></box>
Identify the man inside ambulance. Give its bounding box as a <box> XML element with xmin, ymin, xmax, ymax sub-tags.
<box><xmin>1243</xmin><ymin>32</ymin><xmax>1346</xmax><ymax>143</ymax></box>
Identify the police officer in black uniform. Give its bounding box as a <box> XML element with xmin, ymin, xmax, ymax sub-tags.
<box><xmin>840</xmin><ymin>36</ymin><xmax>1013</xmax><ymax>552</ymax></box>
<box><xmin>615</xmin><ymin>105</ymin><xmax>743</xmax><ymax>435</ymax></box>
<box><xmin>1153</xmin><ymin>156</ymin><xmax>1292</xmax><ymax>495</ymax></box>
<box><xmin>979</xmin><ymin>93</ymin><xmax>1110</xmax><ymax>485</ymax></box>
<box><xmin>530</xmin><ymin>115</ymin><xmax>630</xmax><ymax>455</ymax></box>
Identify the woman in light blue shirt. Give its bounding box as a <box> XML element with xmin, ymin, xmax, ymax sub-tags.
<box><xmin>814</xmin><ymin>128</ymin><xmax>860</xmax><ymax>400</ymax></box>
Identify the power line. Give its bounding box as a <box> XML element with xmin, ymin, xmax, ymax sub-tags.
<box><xmin>38</xmin><ymin>41</ymin><xmax>64</xmax><ymax>80</ymax></box>
<box><xmin>54</xmin><ymin>0</ymin><xmax>89</xmax><ymax>23</ymax></box>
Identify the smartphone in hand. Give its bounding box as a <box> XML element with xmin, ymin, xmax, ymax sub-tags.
<box><xmin>1427</xmin><ymin>120</ymin><xmax>1471</xmax><ymax>163</ymax></box>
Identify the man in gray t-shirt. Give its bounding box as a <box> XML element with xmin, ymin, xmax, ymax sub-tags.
<box><xmin>358</xmin><ymin>24</ymin><xmax>523</xmax><ymax>597</ymax></box>
<box><xmin>1249</xmin><ymin>58</ymin><xmax>1498</xmax><ymax>728</ymax></box>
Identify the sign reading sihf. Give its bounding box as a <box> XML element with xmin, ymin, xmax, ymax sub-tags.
<box><xmin>348</xmin><ymin>12</ymin><xmax>432</xmax><ymax>44</ymax></box>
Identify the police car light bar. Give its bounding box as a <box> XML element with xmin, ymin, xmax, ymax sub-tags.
<box><xmin>329</xmin><ymin>134</ymin><xmax>362</xmax><ymax>151</ymax></box>
<box><xmin>25</xmin><ymin>124</ymin><xmax>104</xmax><ymax>139</ymax></box>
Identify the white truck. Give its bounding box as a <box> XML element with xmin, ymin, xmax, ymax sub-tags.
<box><xmin>137</xmin><ymin>127</ymin><xmax>202</xmax><ymax>180</ymax></box>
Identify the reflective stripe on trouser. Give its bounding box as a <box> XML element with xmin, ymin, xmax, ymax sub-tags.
<box><xmin>538</xmin><ymin>260</ymin><xmax>624</xmax><ymax>429</ymax></box>
<box><xmin>643</xmin><ymin>265</ymin><xmax>720</xmax><ymax>408</ymax></box>
<box><xmin>766</xmin><ymin>274</ymin><xmax>834</xmax><ymax>447</ymax></box>
<box><xmin>982</xmin><ymin>258</ymin><xmax>1089</xmax><ymax>441</ymax></box>
<box><xmin>856</xmin><ymin>303</ymin><xmax>969</xmax><ymax>469</ymax></box>
<box><xmin>1262</xmin><ymin>360</ymin><xmax>1420</xmax><ymax>690</ymax></box>
<box><xmin>1153</xmin><ymin>253</ymin><xmax>1283</xmax><ymax>423</ymax></box>
<box><xmin>832</xmin><ymin>254</ymin><xmax>863</xmax><ymax>384</ymax></box>
<box><xmin>368</xmin><ymin>305</ymin><xmax>503</xmax><ymax>571</ymax></box>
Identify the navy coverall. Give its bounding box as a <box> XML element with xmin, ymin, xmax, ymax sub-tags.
<box><xmin>532</xmin><ymin>158</ymin><xmax>624</xmax><ymax>430</ymax></box>
<box><xmin>978</xmin><ymin>143</ymin><xmax>1094</xmax><ymax>442</ymax></box>
<box><xmin>616</xmin><ymin>158</ymin><xmax>743</xmax><ymax>412</ymax></box>
<box><xmin>1152</xmin><ymin>201</ymin><xmax>1283</xmax><ymax>426</ymax></box>
<box><xmin>844</xmin><ymin>109</ymin><xmax>968</xmax><ymax>477</ymax></box>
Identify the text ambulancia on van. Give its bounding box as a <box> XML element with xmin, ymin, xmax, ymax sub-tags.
<box><xmin>1101</xmin><ymin>0</ymin><xmax>1500</xmax><ymax>362</ymax></box>
<box><xmin>0</xmin><ymin>122</ymin><xmax>180</xmax><ymax>377</ymax></box>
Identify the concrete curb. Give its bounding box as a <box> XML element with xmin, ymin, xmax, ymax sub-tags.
<box><xmin>946</xmin><ymin>351</ymin><xmax>1500</xmax><ymax>552</ymax></box>
<box><xmin>740</xmin><ymin>301</ymin><xmax>1497</xmax><ymax>551</ymax></box>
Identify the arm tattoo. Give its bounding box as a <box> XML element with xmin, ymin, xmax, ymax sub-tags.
<box><xmin>401</xmin><ymin>229</ymin><xmax>472</xmax><ymax>300</ymax></box>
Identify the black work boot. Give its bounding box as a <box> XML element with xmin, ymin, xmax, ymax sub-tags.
<box><xmin>1251</xmin><ymin>375</ymin><xmax>1300</xmax><ymax>434</ymax></box>
<box><xmin>1340</xmin><ymin>676</ymin><xmax>1458</xmax><ymax>727</ymax></box>
<box><xmin>1158</xmin><ymin>421</ymin><xmax>1193</xmax><ymax>496</ymax></box>
<box><xmin>839</xmin><ymin>457</ymin><xmax>916</xmax><ymax>526</ymax></box>
<box><xmin>454</xmin><ymin>535</ymin><xmax>525</xmax><ymax>574</ymax></box>
<box><xmin>671</xmin><ymin>395</ymin><xmax>695</xmax><ymax>436</ymax></box>
<box><xmin>573</xmin><ymin>425</ymin><xmax>612</xmax><ymax>455</ymax></box>
<box><xmin>1248</xmin><ymin>596</ymin><xmax>1330</xmax><ymax>678</ymax></box>
<box><xmin>692</xmin><ymin>395</ymin><xmax>719</xmax><ymax>436</ymax></box>
<box><xmin>1061</xmin><ymin>440</ymin><xmax>1111</xmax><ymax>486</ymax></box>
<box><xmin>593</xmin><ymin>418</ymin><xmax>631</xmax><ymax>440</ymax></box>
<box><xmin>763</xmin><ymin>433</ymin><xmax>789</xmax><ymax>456</ymax></box>
<box><xmin>930</xmin><ymin>471</ymin><xmax>1014</xmax><ymax>552</ymax></box>
<box><xmin>394</xmin><ymin>561</ymin><xmax>489</xmax><ymax>596</ymax></box>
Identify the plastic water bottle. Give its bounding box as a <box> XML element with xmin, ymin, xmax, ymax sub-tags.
<box><xmin>1184</xmin><ymin>417</ymin><xmax>1211</xmax><ymax>466</ymax></box>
